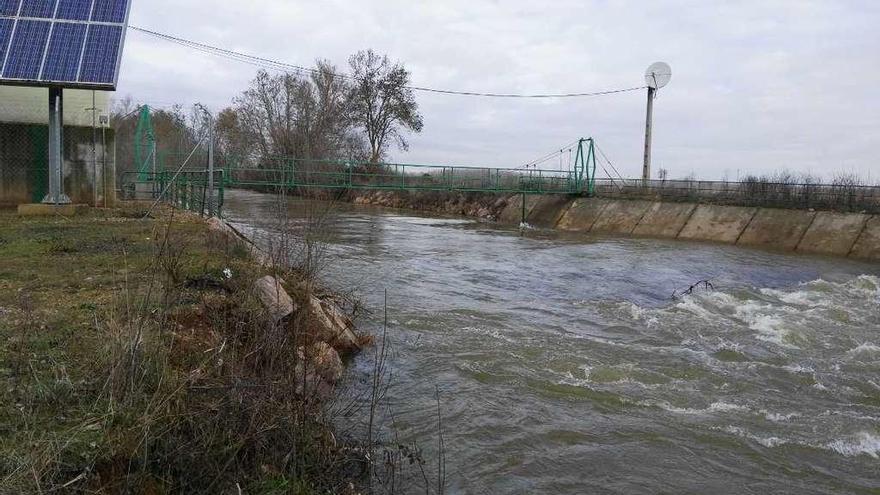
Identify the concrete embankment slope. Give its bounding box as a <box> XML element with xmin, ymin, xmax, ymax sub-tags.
<box><xmin>501</xmin><ymin>196</ymin><xmax>879</xmax><ymax>261</ymax></box>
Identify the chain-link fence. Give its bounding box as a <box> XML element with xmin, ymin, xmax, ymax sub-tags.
<box><xmin>0</xmin><ymin>122</ymin><xmax>115</xmax><ymax>206</ymax></box>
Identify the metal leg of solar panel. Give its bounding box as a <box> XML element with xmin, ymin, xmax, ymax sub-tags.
<box><xmin>42</xmin><ymin>86</ymin><xmax>71</xmax><ymax>205</ymax></box>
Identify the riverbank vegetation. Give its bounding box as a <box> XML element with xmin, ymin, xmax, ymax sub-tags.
<box><xmin>0</xmin><ymin>208</ymin><xmax>373</xmax><ymax>492</ymax></box>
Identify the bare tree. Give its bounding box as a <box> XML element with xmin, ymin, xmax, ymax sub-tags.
<box><xmin>348</xmin><ymin>50</ymin><xmax>423</xmax><ymax>163</ymax></box>
<box><xmin>214</xmin><ymin>107</ymin><xmax>252</xmax><ymax>165</ymax></box>
<box><xmin>230</xmin><ymin>64</ymin><xmax>366</xmax><ymax>165</ymax></box>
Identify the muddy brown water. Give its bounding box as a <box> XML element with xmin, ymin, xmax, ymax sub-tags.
<box><xmin>224</xmin><ymin>189</ymin><xmax>880</xmax><ymax>494</ymax></box>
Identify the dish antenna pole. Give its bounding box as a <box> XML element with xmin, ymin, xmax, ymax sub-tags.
<box><xmin>642</xmin><ymin>62</ymin><xmax>672</xmax><ymax>184</ymax></box>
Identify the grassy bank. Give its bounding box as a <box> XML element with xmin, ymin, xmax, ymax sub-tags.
<box><xmin>0</xmin><ymin>208</ymin><xmax>366</xmax><ymax>493</ymax></box>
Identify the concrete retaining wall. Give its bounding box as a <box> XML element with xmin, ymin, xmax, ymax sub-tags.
<box><xmin>737</xmin><ymin>209</ymin><xmax>816</xmax><ymax>251</ymax></box>
<box><xmin>502</xmin><ymin>195</ymin><xmax>880</xmax><ymax>261</ymax></box>
<box><xmin>557</xmin><ymin>198</ymin><xmax>607</xmax><ymax>231</ymax></box>
<box><xmin>850</xmin><ymin>217</ymin><xmax>880</xmax><ymax>260</ymax></box>
<box><xmin>526</xmin><ymin>195</ymin><xmax>574</xmax><ymax>228</ymax></box>
<box><xmin>796</xmin><ymin>212</ymin><xmax>869</xmax><ymax>256</ymax></box>
<box><xmin>632</xmin><ymin>202</ymin><xmax>696</xmax><ymax>238</ymax></box>
<box><xmin>498</xmin><ymin>194</ymin><xmax>542</xmax><ymax>224</ymax></box>
<box><xmin>678</xmin><ymin>205</ymin><xmax>758</xmax><ymax>244</ymax></box>
<box><xmin>589</xmin><ymin>200</ymin><xmax>653</xmax><ymax>234</ymax></box>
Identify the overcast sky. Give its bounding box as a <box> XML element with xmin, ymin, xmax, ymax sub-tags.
<box><xmin>119</xmin><ymin>1</ymin><xmax>880</xmax><ymax>181</ymax></box>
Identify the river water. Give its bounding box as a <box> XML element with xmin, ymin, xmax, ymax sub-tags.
<box><xmin>223</xmin><ymin>189</ymin><xmax>880</xmax><ymax>494</ymax></box>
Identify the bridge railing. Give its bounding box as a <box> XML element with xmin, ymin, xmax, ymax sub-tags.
<box><xmin>121</xmin><ymin>170</ymin><xmax>225</xmax><ymax>216</ymax></box>
<box><xmin>223</xmin><ymin>157</ymin><xmax>579</xmax><ymax>195</ymax></box>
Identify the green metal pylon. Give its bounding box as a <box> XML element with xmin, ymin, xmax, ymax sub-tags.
<box><xmin>572</xmin><ymin>138</ymin><xmax>597</xmax><ymax>196</ymax></box>
<box><xmin>135</xmin><ymin>105</ymin><xmax>157</xmax><ymax>181</ymax></box>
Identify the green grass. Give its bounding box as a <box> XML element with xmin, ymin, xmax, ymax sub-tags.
<box><xmin>0</xmin><ymin>208</ymin><xmax>342</xmax><ymax>494</ymax></box>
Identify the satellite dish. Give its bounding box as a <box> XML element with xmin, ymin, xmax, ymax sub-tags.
<box><xmin>645</xmin><ymin>62</ymin><xmax>672</xmax><ymax>89</ymax></box>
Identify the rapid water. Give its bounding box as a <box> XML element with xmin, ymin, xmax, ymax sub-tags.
<box><xmin>223</xmin><ymin>189</ymin><xmax>880</xmax><ymax>494</ymax></box>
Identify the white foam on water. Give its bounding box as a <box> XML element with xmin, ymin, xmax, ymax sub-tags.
<box><xmin>709</xmin><ymin>401</ymin><xmax>750</xmax><ymax>413</ymax></box>
<box><xmin>461</xmin><ymin>325</ymin><xmax>514</xmax><ymax>344</ymax></box>
<box><xmin>732</xmin><ymin>301</ymin><xmax>798</xmax><ymax>347</ymax></box>
<box><xmin>826</xmin><ymin>432</ymin><xmax>880</xmax><ymax>459</ymax></box>
<box><xmin>675</xmin><ymin>294</ymin><xmax>722</xmax><ymax>320</ymax></box>
<box><xmin>578</xmin><ymin>364</ymin><xmax>592</xmax><ymax>379</ymax></box>
<box><xmin>760</xmin><ymin>287</ymin><xmax>825</xmax><ymax>307</ymax></box>
<box><xmin>782</xmin><ymin>363</ymin><xmax>814</xmax><ymax>374</ymax></box>
<box><xmin>750</xmin><ymin>315</ymin><xmax>793</xmax><ymax>347</ymax></box>
<box><xmin>640</xmin><ymin>400</ymin><xmax>749</xmax><ymax>416</ymax></box>
<box><xmin>850</xmin><ymin>275</ymin><xmax>880</xmax><ymax>297</ymax></box>
<box><xmin>761</xmin><ymin>410</ymin><xmax>800</xmax><ymax>422</ymax></box>
<box><xmin>847</xmin><ymin>343</ymin><xmax>880</xmax><ymax>357</ymax></box>
<box><xmin>720</xmin><ymin>427</ymin><xmax>880</xmax><ymax>459</ymax></box>
<box><xmin>722</xmin><ymin>426</ymin><xmax>790</xmax><ymax>448</ymax></box>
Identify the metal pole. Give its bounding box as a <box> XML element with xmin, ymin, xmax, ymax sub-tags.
<box><xmin>43</xmin><ymin>87</ymin><xmax>70</xmax><ymax>205</ymax></box>
<box><xmin>91</xmin><ymin>90</ymin><xmax>97</xmax><ymax>207</ymax></box>
<box><xmin>101</xmin><ymin>124</ymin><xmax>107</xmax><ymax>207</ymax></box>
<box><xmin>642</xmin><ymin>87</ymin><xmax>656</xmax><ymax>185</ymax></box>
<box><xmin>151</xmin><ymin>142</ymin><xmax>157</xmax><ymax>198</ymax></box>
<box><xmin>207</xmin><ymin>111</ymin><xmax>215</xmax><ymax>217</ymax></box>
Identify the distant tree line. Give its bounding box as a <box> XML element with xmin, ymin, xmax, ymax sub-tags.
<box><xmin>113</xmin><ymin>49</ymin><xmax>423</xmax><ymax>182</ymax></box>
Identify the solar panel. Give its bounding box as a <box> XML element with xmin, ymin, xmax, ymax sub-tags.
<box><xmin>91</xmin><ymin>0</ymin><xmax>125</xmax><ymax>23</ymax></box>
<box><xmin>20</xmin><ymin>0</ymin><xmax>56</xmax><ymax>19</ymax></box>
<box><xmin>55</xmin><ymin>0</ymin><xmax>92</xmax><ymax>21</ymax></box>
<box><xmin>42</xmin><ymin>21</ymin><xmax>84</xmax><ymax>80</ymax></box>
<box><xmin>0</xmin><ymin>0</ymin><xmax>20</xmax><ymax>16</ymax></box>
<box><xmin>0</xmin><ymin>0</ymin><xmax>131</xmax><ymax>89</ymax></box>
<box><xmin>4</xmin><ymin>19</ymin><xmax>50</xmax><ymax>79</ymax></box>
<box><xmin>0</xmin><ymin>18</ymin><xmax>13</xmax><ymax>62</ymax></box>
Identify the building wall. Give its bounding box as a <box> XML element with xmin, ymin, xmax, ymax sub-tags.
<box><xmin>0</xmin><ymin>87</ymin><xmax>115</xmax><ymax>206</ymax></box>
<box><xmin>0</xmin><ymin>124</ymin><xmax>116</xmax><ymax>206</ymax></box>
<box><xmin>0</xmin><ymin>86</ymin><xmax>111</xmax><ymax>126</ymax></box>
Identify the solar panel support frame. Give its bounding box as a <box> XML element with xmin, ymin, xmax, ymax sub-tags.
<box><xmin>42</xmin><ymin>85</ymin><xmax>71</xmax><ymax>204</ymax></box>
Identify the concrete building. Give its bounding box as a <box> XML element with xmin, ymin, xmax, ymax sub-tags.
<box><xmin>0</xmin><ymin>86</ymin><xmax>116</xmax><ymax>207</ymax></box>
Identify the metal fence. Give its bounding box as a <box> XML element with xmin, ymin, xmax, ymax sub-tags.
<box><xmin>224</xmin><ymin>157</ymin><xmax>583</xmax><ymax>195</ymax></box>
<box><xmin>592</xmin><ymin>178</ymin><xmax>880</xmax><ymax>213</ymax></box>
<box><xmin>0</xmin><ymin>122</ymin><xmax>116</xmax><ymax>206</ymax></box>
<box><xmin>121</xmin><ymin>170</ymin><xmax>225</xmax><ymax>216</ymax></box>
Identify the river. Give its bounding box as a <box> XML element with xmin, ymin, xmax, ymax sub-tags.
<box><xmin>223</xmin><ymin>189</ymin><xmax>880</xmax><ymax>494</ymax></box>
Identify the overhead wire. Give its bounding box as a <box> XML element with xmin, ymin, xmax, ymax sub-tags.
<box><xmin>518</xmin><ymin>139</ymin><xmax>580</xmax><ymax>169</ymax></box>
<box><xmin>129</xmin><ymin>25</ymin><xmax>647</xmax><ymax>99</ymax></box>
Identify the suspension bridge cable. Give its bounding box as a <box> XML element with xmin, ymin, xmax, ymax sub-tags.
<box><xmin>129</xmin><ymin>25</ymin><xmax>647</xmax><ymax>99</ymax></box>
<box><xmin>518</xmin><ymin>139</ymin><xmax>580</xmax><ymax>169</ymax></box>
<box><xmin>595</xmin><ymin>143</ymin><xmax>628</xmax><ymax>182</ymax></box>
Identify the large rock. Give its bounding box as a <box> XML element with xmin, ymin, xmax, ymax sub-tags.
<box><xmin>308</xmin><ymin>342</ymin><xmax>344</xmax><ymax>383</ymax></box>
<box><xmin>253</xmin><ymin>276</ymin><xmax>295</xmax><ymax>321</ymax></box>
<box><xmin>293</xmin><ymin>342</ymin><xmax>344</xmax><ymax>399</ymax></box>
<box><xmin>307</xmin><ymin>296</ymin><xmax>360</xmax><ymax>355</ymax></box>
